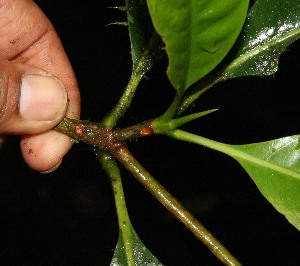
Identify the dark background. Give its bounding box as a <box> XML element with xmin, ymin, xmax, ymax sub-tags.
<box><xmin>0</xmin><ymin>1</ymin><xmax>300</xmax><ymax>265</ymax></box>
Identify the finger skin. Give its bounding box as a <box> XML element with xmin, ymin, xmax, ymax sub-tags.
<box><xmin>0</xmin><ymin>0</ymin><xmax>80</xmax><ymax>172</ymax></box>
<box><xmin>0</xmin><ymin>61</ymin><xmax>68</xmax><ymax>134</ymax></box>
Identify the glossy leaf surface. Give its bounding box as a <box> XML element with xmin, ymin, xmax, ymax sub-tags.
<box><xmin>233</xmin><ymin>136</ymin><xmax>300</xmax><ymax>230</ymax></box>
<box><xmin>111</xmin><ymin>224</ymin><xmax>163</xmax><ymax>266</ymax></box>
<box><xmin>146</xmin><ymin>0</ymin><xmax>249</xmax><ymax>91</ymax></box>
<box><xmin>171</xmin><ymin>131</ymin><xmax>300</xmax><ymax>231</ymax></box>
<box><xmin>178</xmin><ymin>0</ymin><xmax>300</xmax><ymax>114</ymax></box>
<box><xmin>223</xmin><ymin>0</ymin><xmax>300</xmax><ymax>78</ymax></box>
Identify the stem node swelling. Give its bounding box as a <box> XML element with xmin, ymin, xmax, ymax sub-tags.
<box><xmin>55</xmin><ymin>117</ymin><xmax>155</xmax><ymax>153</ymax></box>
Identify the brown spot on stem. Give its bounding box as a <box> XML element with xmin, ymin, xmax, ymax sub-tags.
<box><xmin>75</xmin><ymin>124</ymin><xmax>85</xmax><ymax>136</ymax></box>
<box><xmin>139</xmin><ymin>126</ymin><xmax>154</xmax><ymax>136</ymax></box>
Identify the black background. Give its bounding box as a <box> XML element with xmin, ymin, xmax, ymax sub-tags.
<box><xmin>0</xmin><ymin>1</ymin><xmax>300</xmax><ymax>265</ymax></box>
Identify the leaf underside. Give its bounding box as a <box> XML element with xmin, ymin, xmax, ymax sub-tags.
<box><xmin>126</xmin><ymin>0</ymin><xmax>155</xmax><ymax>70</ymax></box>
<box><xmin>111</xmin><ymin>224</ymin><xmax>163</xmax><ymax>266</ymax></box>
<box><xmin>146</xmin><ymin>0</ymin><xmax>249</xmax><ymax>92</ymax></box>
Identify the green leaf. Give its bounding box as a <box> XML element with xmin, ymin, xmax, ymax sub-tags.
<box><xmin>170</xmin><ymin>130</ymin><xmax>300</xmax><ymax>231</ymax></box>
<box><xmin>111</xmin><ymin>224</ymin><xmax>163</xmax><ymax>266</ymax></box>
<box><xmin>233</xmin><ymin>136</ymin><xmax>300</xmax><ymax>231</ymax></box>
<box><xmin>146</xmin><ymin>0</ymin><xmax>249</xmax><ymax>92</ymax></box>
<box><xmin>126</xmin><ymin>0</ymin><xmax>157</xmax><ymax>70</ymax></box>
<box><xmin>178</xmin><ymin>0</ymin><xmax>300</xmax><ymax>114</ymax></box>
<box><xmin>223</xmin><ymin>0</ymin><xmax>300</xmax><ymax>78</ymax></box>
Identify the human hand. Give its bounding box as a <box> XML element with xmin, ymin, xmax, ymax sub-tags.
<box><xmin>0</xmin><ymin>0</ymin><xmax>80</xmax><ymax>172</ymax></box>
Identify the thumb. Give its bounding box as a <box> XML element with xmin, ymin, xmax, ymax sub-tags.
<box><xmin>0</xmin><ymin>61</ymin><xmax>68</xmax><ymax>135</ymax></box>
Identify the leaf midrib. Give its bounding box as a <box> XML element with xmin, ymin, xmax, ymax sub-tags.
<box><xmin>224</xmin><ymin>26</ymin><xmax>300</xmax><ymax>76</ymax></box>
<box><xmin>171</xmin><ymin>130</ymin><xmax>300</xmax><ymax>180</ymax></box>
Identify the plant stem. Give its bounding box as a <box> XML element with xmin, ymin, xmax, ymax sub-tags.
<box><xmin>101</xmin><ymin>33</ymin><xmax>159</xmax><ymax>128</ymax></box>
<box><xmin>177</xmin><ymin>71</ymin><xmax>224</xmax><ymax>115</ymax></box>
<box><xmin>169</xmin><ymin>129</ymin><xmax>230</xmax><ymax>152</ymax></box>
<box><xmin>159</xmin><ymin>92</ymin><xmax>183</xmax><ymax>121</ymax></box>
<box><xmin>97</xmin><ymin>150</ymin><xmax>135</xmax><ymax>266</ymax></box>
<box><xmin>169</xmin><ymin>130</ymin><xmax>300</xmax><ymax>179</ymax></box>
<box><xmin>101</xmin><ymin>69</ymin><xmax>143</xmax><ymax>128</ymax></box>
<box><xmin>55</xmin><ymin>117</ymin><xmax>154</xmax><ymax>150</ymax></box>
<box><xmin>111</xmin><ymin>146</ymin><xmax>242</xmax><ymax>266</ymax></box>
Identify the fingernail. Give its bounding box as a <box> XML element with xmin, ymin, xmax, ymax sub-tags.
<box><xmin>20</xmin><ymin>74</ymin><xmax>67</xmax><ymax>121</ymax></box>
<box><xmin>41</xmin><ymin>159</ymin><xmax>62</xmax><ymax>174</ymax></box>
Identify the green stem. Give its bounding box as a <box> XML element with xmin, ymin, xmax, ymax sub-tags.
<box><xmin>177</xmin><ymin>71</ymin><xmax>224</xmax><ymax>116</ymax></box>
<box><xmin>169</xmin><ymin>129</ymin><xmax>231</xmax><ymax>154</ymax></box>
<box><xmin>101</xmin><ymin>69</ymin><xmax>143</xmax><ymax>128</ymax></box>
<box><xmin>111</xmin><ymin>146</ymin><xmax>241</xmax><ymax>266</ymax></box>
<box><xmin>169</xmin><ymin>130</ymin><xmax>300</xmax><ymax>178</ymax></box>
<box><xmin>97</xmin><ymin>150</ymin><xmax>135</xmax><ymax>266</ymax></box>
<box><xmin>168</xmin><ymin>129</ymin><xmax>244</xmax><ymax>160</ymax></box>
<box><xmin>55</xmin><ymin>117</ymin><xmax>155</xmax><ymax>151</ymax></box>
<box><xmin>159</xmin><ymin>92</ymin><xmax>183</xmax><ymax>122</ymax></box>
<box><xmin>101</xmin><ymin>33</ymin><xmax>159</xmax><ymax>128</ymax></box>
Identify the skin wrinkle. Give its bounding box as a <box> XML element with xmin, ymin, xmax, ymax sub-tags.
<box><xmin>0</xmin><ymin>0</ymin><xmax>49</xmax><ymax>60</ymax></box>
<box><xmin>10</xmin><ymin>29</ymin><xmax>51</xmax><ymax>62</ymax></box>
<box><xmin>0</xmin><ymin>78</ymin><xmax>6</xmax><ymax>121</ymax></box>
<box><xmin>0</xmin><ymin>62</ymin><xmax>55</xmax><ymax>134</ymax></box>
<box><xmin>16</xmin><ymin>30</ymin><xmax>61</xmax><ymax>75</ymax></box>
<box><xmin>0</xmin><ymin>71</ymin><xmax>18</xmax><ymax>131</ymax></box>
<box><xmin>0</xmin><ymin>0</ymin><xmax>80</xmax><ymax>171</ymax></box>
<box><xmin>13</xmin><ymin>29</ymin><xmax>51</xmax><ymax>63</ymax></box>
<box><xmin>13</xmin><ymin>24</ymin><xmax>81</xmax><ymax>119</ymax></box>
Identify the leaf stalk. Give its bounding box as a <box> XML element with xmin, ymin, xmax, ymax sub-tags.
<box><xmin>101</xmin><ymin>32</ymin><xmax>160</xmax><ymax>128</ymax></box>
<box><xmin>97</xmin><ymin>151</ymin><xmax>135</xmax><ymax>266</ymax></box>
<box><xmin>111</xmin><ymin>145</ymin><xmax>242</xmax><ymax>266</ymax></box>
